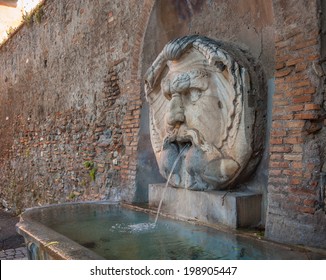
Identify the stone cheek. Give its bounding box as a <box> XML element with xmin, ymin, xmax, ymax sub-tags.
<box><xmin>145</xmin><ymin>36</ymin><xmax>264</xmax><ymax>191</ymax></box>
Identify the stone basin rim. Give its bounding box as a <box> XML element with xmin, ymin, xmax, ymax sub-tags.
<box><xmin>16</xmin><ymin>201</ymin><xmax>119</xmax><ymax>260</ymax></box>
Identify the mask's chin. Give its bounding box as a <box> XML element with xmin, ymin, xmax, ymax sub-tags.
<box><xmin>159</xmin><ymin>139</ymin><xmax>215</xmax><ymax>190</ymax></box>
<box><xmin>159</xmin><ymin>138</ymin><xmax>239</xmax><ymax>191</ymax></box>
<box><xmin>159</xmin><ymin>140</ymin><xmax>192</xmax><ymax>186</ymax></box>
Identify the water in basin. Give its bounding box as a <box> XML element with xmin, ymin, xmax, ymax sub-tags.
<box><xmin>48</xmin><ymin>206</ymin><xmax>316</xmax><ymax>260</ymax></box>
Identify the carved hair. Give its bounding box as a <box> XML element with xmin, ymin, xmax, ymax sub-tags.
<box><xmin>145</xmin><ymin>35</ymin><xmax>250</xmax><ymax>149</ymax></box>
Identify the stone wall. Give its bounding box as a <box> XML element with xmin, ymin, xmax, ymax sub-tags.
<box><xmin>266</xmin><ymin>0</ymin><xmax>326</xmax><ymax>248</ymax></box>
<box><xmin>0</xmin><ymin>0</ymin><xmax>146</xmax><ymax>212</ymax></box>
<box><xmin>0</xmin><ymin>0</ymin><xmax>325</xmax><ymax>249</ymax></box>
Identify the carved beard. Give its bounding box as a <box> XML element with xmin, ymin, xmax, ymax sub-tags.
<box><xmin>158</xmin><ymin>125</ymin><xmax>240</xmax><ymax>191</ymax></box>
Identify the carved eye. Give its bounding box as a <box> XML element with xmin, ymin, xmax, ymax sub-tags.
<box><xmin>190</xmin><ymin>89</ymin><xmax>202</xmax><ymax>104</ymax></box>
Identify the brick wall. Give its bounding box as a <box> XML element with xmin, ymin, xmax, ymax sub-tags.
<box><xmin>266</xmin><ymin>0</ymin><xmax>326</xmax><ymax>248</ymax></box>
<box><xmin>118</xmin><ymin>0</ymin><xmax>155</xmax><ymax>201</ymax></box>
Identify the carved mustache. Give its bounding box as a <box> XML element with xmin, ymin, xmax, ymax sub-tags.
<box><xmin>163</xmin><ymin>125</ymin><xmax>222</xmax><ymax>157</ymax></box>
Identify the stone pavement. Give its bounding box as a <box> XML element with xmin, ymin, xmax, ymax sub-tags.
<box><xmin>0</xmin><ymin>247</ymin><xmax>27</xmax><ymax>260</ymax></box>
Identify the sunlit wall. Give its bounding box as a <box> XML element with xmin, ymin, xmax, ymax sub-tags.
<box><xmin>0</xmin><ymin>0</ymin><xmax>41</xmax><ymax>42</ymax></box>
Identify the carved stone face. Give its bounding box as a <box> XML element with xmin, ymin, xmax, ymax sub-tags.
<box><xmin>145</xmin><ymin>36</ymin><xmax>264</xmax><ymax>191</ymax></box>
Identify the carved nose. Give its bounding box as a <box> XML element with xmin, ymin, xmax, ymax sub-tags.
<box><xmin>167</xmin><ymin>93</ymin><xmax>185</xmax><ymax>126</ymax></box>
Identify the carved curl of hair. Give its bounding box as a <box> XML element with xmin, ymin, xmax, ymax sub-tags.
<box><xmin>144</xmin><ymin>35</ymin><xmax>235</xmax><ymax>92</ymax></box>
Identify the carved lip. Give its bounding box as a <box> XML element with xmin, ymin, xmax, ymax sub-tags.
<box><xmin>163</xmin><ymin>136</ymin><xmax>192</xmax><ymax>153</ymax></box>
<box><xmin>164</xmin><ymin>125</ymin><xmax>199</xmax><ymax>146</ymax></box>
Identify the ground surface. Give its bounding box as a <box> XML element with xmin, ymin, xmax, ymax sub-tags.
<box><xmin>0</xmin><ymin>208</ymin><xmax>24</xmax><ymax>250</ymax></box>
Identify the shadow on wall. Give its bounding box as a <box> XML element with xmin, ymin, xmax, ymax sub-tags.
<box><xmin>134</xmin><ymin>103</ymin><xmax>165</xmax><ymax>203</ymax></box>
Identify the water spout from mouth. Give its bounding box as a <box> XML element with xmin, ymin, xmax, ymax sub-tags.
<box><xmin>164</xmin><ymin>125</ymin><xmax>221</xmax><ymax>156</ymax></box>
<box><xmin>154</xmin><ymin>143</ymin><xmax>190</xmax><ymax>225</ymax></box>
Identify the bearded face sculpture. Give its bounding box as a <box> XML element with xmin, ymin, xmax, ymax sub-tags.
<box><xmin>144</xmin><ymin>36</ymin><xmax>265</xmax><ymax>191</ymax></box>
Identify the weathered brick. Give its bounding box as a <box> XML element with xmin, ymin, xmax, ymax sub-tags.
<box><xmin>276</xmin><ymin>114</ymin><xmax>294</xmax><ymax>120</ymax></box>
<box><xmin>288</xmin><ymin>129</ymin><xmax>305</xmax><ymax>137</ymax></box>
<box><xmin>306</xmin><ymin>54</ymin><xmax>320</xmax><ymax>61</ymax></box>
<box><xmin>303</xmin><ymin>87</ymin><xmax>316</xmax><ymax>94</ymax></box>
<box><xmin>270</xmin><ymin>153</ymin><xmax>283</xmax><ymax>160</ymax></box>
<box><xmin>273</xmin><ymin>100</ymin><xmax>289</xmax><ymax>106</ymax></box>
<box><xmin>283</xmin><ymin>154</ymin><xmax>302</xmax><ymax>161</ymax></box>
<box><xmin>275</xmin><ymin>54</ymin><xmax>293</xmax><ymax>64</ymax></box>
<box><xmin>286</xmin><ymin>87</ymin><xmax>315</xmax><ymax>97</ymax></box>
<box><xmin>292</xmin><ymin>95</ymin><xmax>312</xmax><ymax>103</ymax></box>
<box><xmin>287</xmin><ymin>195</ymin><xmax>301</xmax><ymax>204</ymax></box>
<box><xmin>271</xmin><ymin>130</ymin><xmax>287</xmax><ymax>137</ymax></box>
<box><xmin>273</xmin><ymin>92</ymin><xmax>285</xmax><ymax>99</ymax></box>
<box><xmin>284</xmin><ymin>73</ymin><xmax>306</xmax><ymax>83</ymax></box>
<box><xmin>270</xmin><ymin>137</ymin><xmax>283</xmax><ymax>145</ymax></box>
<box><xmin>287</xmin><ymin>105</ymin><xmax>304</xmax><ymax>111</ymax></box>
<box><xmin>284</xmin><ymin>120</ymin><xmax>305</xmax><ymax>128</ymax></box>
<box><xmin>269</xmin><ymin>161</ymin><xmax>290</xmax><ymax>168</ymax></box>
<box><xmin>295</xmin><ymin>62</ymin><xmax>307</xmax><ymax>72</ymax></box>
<box><xmin>284</xmin><ymin>137</ymin><xmax>304</xmax><ymax>144</ymax></box>
<box><xmin>292</xmin><ymin>162</ymin><xmax>303</xmax><ymax>169</ymax></box>
<box><xmin>294</xmin><ymin>113</ymin><xmax>318</xmax><ymax>120</ymax></box>
<box><xmin>301</xmin><ymin>207</ymin><xmax>315</xmax><ymax>214</ymax></box>
<box><xmin>282</xmin><ymin>169</ymin><xmax>303</xmax><ymax>177</ymax></box>
<box><xmin>286</xmin><ymin>57</ymin><xmax>304</xmax><ymax>66</ymax></box>
<box><xmin>291</xmin><ymin>38</ymin><xmax>318</xmax><ymax>50</ymax></box>
<box><xmin>272</xmin><ymin>107</ymin><xmax>286</xmax><ymax>115</ymax></box>
<box><xmin>275</xmin><ymin>39</ymin><xmax>291</xmax><ymax>49</ymax></box>
<box><xmin>275</xmin><ymin>67</ymin><xmax>293</xmax><ymax>78</ymax></box>
<box><xmin>288</xmin><ymin>187</ymin><xmax>315</xmax><ymax>197</ymax></box>
<box><xmin>275</xmin><ymin>61</ymin><xmax>285</xmax><ymax>70</ymax></box>
<box><xmin>269</xmin><ymin>169</ymin><xmax>283</xmax><ymax>176</ymax></box>
<box><xmin>292</xmin><ymin>144</ymin><xmax>303</xmax><ymax>153</ymax></box>
<box><xmin>303</xmin><ymin>199</ymin><xmax>316</xmax><ymax>207</ymax></box>
<box><xmin>272</xmin><ymin>120</ymin><xmax>284</xmax><ymax>129</ymax></box>
<box><xmin>292</xmin><ymin>80</ymin><xmax>311</xmax><ymax>88</ymax></box>
<box><xmin>304</xmin><ymin>103</ymin><xmax>321</xmax><ymax>110</ymax></box>
<box><xmin>270</xmin><ymin>176</ymin><xmax>289</xmax><ymax>184</ymax></box>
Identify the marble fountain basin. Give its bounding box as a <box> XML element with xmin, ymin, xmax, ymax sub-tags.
<box><xmin>16</xmin><ymin>201</ymin><xmax>325</xmax><ymax>260</ymax></box>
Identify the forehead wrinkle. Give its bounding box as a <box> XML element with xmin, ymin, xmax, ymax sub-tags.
<box><xmin>189</xmin><ymin>75</ymin><xmax>208</xmax><ymax>91</ymax></box>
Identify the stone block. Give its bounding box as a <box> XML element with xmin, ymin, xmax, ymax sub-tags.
<box><xmin>149</xmin><ymin>184</ymin><xmax>262</xmax><ymax>229</ymax></box>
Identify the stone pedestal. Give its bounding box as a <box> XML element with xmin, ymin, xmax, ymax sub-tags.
<box><xmin>149</xmin><ymin>184</ymin><xmax>262</xmax><ymax>229</ymax></box>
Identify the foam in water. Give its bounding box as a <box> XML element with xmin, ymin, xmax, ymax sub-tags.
<box><xmin>110</xmin><ymin>222</ymin><xmax>156</xmax><ymax>233</ymax></box>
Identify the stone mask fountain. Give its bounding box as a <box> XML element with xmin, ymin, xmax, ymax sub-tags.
<box><xmin>145</xmin><ymin>35</ymin><xmax>266</xmax><ymax>228</ymax></box>
<box><xmin>18</xmin><ymin>36</ymin><xmax>312</xmax><ymax>260</ymax></box>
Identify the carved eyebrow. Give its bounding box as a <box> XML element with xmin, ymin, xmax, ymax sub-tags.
<box><xmin>183</xmin><ymin>69</ymin><xmax>208</xmax><ymax>90</ymax></box>
<box><xmin>189</xmin><ymin>76</ymin><xmax>208</xmax><ymax>91</ymax></box>
<box><xmin>171</xmin><ymin>73</ymin><xmax>191</xmax><ymax>93</ymax></box>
